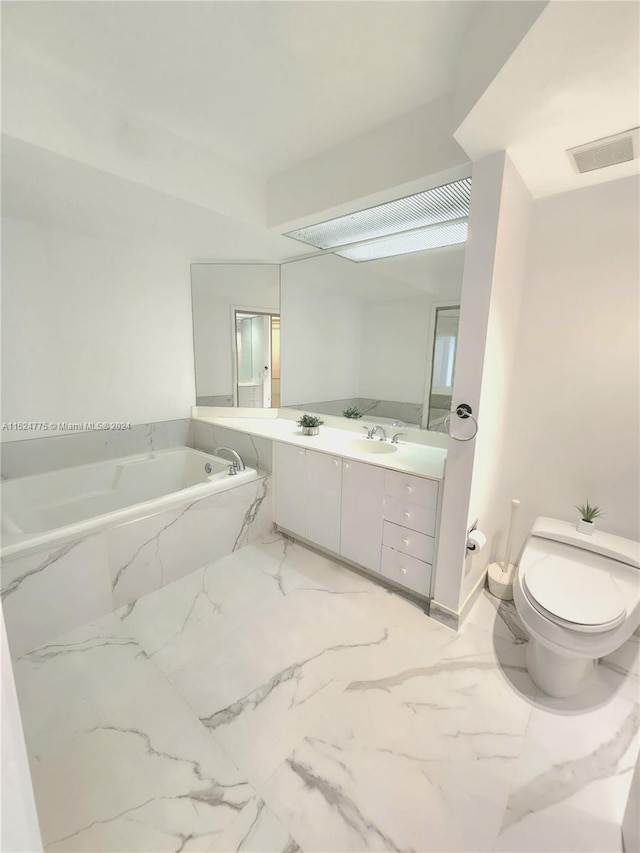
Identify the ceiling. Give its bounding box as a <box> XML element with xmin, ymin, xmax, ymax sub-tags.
<box><xmin>2</xmin><ymin>1</ymin><xmax>638</xmax><ymax>262</ymax></box>
<box><xmin>455</xmin><ymin>1</ymin><xmax>640</xmax><ymax>198</ymax></box>
<box><xmin>2</xmin><ymin>1</ymin><xmax>476</xmax><ymax>178</ymax></box>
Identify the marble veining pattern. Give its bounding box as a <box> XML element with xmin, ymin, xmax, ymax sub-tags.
<box><xmin>12</xmin><ymin>548</ymin><xmax>639</xmax><ymax>852</ymax></box>
<box><xmin>2</xmin><ymin>473</ymin><xmax>273</xmax><ymax>657</ymax></box>
<box><xmin>1</xmin><ymin>540</ymin><xmax>82</xmax><ymax>601</ymax></box>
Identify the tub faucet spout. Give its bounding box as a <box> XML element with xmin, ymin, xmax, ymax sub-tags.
<box><xmin>213</xmin><ymin>447</ymin><xmax>246</xmax><ymax>472</ymax></box>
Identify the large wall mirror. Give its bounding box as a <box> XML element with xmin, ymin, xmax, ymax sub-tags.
<box><xmin>279</xmin><ymin>247</ymin><xmax>464</xmax><ymax>428</ymax></box>
<box><xmin>191</xmin><ymin>241</ymin><xmax>465</xmax><ymax>430</ymax></box>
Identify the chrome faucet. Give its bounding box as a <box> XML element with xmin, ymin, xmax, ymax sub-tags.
<box><xmin>213</xmin><ymin>446</ymin><xmax>245</xmax><ymax>474</ymax></box>
<box><xmin>370</xmin><ymin>425</ymin><xmax>387</xmax><ymax>442</ymax></box>
<box><xmin>391</xmin><ymin>432</ymin><xmax>406</xmax><ymax>444</ymax></box>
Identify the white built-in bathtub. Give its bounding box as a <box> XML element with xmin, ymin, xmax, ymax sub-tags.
<box><xmin>0</xmin><ymin>446</ymin><xmax>272</xmax><ymax>656</ymax></box>
<box><xmin>1</xmin><ymin>446</ymin><xmax>258</xmax><ymax>558</ymax></box>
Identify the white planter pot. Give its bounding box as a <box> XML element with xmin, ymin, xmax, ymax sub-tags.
<box><xmin>577</xmin><ymin>519</ymin><xmax>595</xmax><ymax>536</ymax></box>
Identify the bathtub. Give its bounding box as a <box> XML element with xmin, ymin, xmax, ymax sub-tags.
<box><xmin>0</xmin><ymin>446</ymin><xmax>272</xmax><ymax>656</ymax></box>
<box><xmin>1</xmin><ymin>446</ymin><xmax>258</xmax><ymax>559</ymax></box>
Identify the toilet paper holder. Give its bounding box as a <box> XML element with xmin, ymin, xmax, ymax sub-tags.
<box><xmin>466</xmin><ymin>520</ymin><xmax>486</xmax><ymax>553</ymax></box>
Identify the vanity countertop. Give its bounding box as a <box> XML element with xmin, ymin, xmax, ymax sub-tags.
<box><xmin>192</xmin><ymin>414</ymin><xmax>447</xmax><ymax>480</ymax></box>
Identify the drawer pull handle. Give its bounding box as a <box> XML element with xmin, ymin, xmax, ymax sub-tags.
<box><xmin>334</xmin><ymin>459</ymin><xmax>340</xmax><ymax>466</ymax></box>
<box><xmin>402</xmin><ymin>538</ymin><xmax>410</xmax><ymax>547</ymax></box>
<box><xmin>345</xmin><ymin>463</ymin><xmax>349</xmax><ymax>470</ymax></box>
<box><xmin>400</xmin><ymin>567</ymin><xmax>407</xmax><ymax>575</ymax></box>
<box><xmin>406</xmin><ymin>486</ymin><xmax>412</xmax><ymax>494</ymax></box>
<box><xmin>403</xmin><ymin>512</ymin><xmax>412</xmax><ymax>521</ymax></box>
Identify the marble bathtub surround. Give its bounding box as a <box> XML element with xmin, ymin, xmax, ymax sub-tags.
<box><xmin>0</xmin><ymin>418</ymin><xmax>193</xmax><ymax>479</ymax></box>
<box><xmin>14</xmin><ymin>536</ymin><xmax>640</xmax><ymax>853</ymax></box>
<box><xmin>1</xmin><ymin>475</ymin><xmax>273</xmax><ymax>657</ymax></box>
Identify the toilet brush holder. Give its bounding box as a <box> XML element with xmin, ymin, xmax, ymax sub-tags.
<box><xmin>487</xmin><ymin>562</ymin><xmax>516</xmax><ymax>600</ymax></box>
<box><xmin>487</xmin><ymin>498</ymin><xmax>520</xmax><ymax>602</ymax></box>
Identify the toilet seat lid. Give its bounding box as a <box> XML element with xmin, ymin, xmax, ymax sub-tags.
<box><xmin>524</xmin><ymin>557</ymin><xmax>626</xmax><ymax>630</ymax></box>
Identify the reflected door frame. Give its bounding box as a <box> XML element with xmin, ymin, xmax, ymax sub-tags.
<box><xmin>421</xmin><ymin>301</ymin><xmax>461</xmax><ymax>430</ymax></box>
<box><xmin>230</xmin><ymin>305</ymin><xmax>279</xmax><ymax>408</ymax></box>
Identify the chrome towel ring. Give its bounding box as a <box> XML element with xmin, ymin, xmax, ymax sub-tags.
<box><xmin>443</xmin><ymin>403</ymin><xmax>478</xmax><ymax>442</ymax></box>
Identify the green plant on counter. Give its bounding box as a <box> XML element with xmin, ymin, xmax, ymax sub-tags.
<box><xmin>296</xmin><ymin>414</ymin><xmax>324</xmax><ymax>428</ymax></box>
<box><xmin>575</xmin><ymin>500</ymin><xmax>604</xmax><ymax>522</ymax></box>
<box><xmin>342</xmin><ymin>407</ymin><xmax>363</xmax><ymax>419</ymax></box>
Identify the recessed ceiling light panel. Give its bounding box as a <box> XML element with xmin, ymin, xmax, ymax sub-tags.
<box><xmin>284</xmin><ymin>178</ymin><xmax>472</xmax><ymax>249</ymax></box>
<box><xmin>335</xmin><ymin>221</ymin><xmax>468</xmax><ymax>262</ymax></box>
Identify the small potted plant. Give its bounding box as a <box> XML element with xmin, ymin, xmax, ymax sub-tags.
<box><xmin>575</xmin><ymin>500</ymin><xmax>603</xmax><ymax>536</ymax></box>
<box><xmin>342</xmin><ymin>407</ymin><xmax>363</xmax><ymax>419</ymax></box>
<box><xmin>297</xmin><ymin>413</ymin><xmax>324</xmax><ymax>436</ymax></box>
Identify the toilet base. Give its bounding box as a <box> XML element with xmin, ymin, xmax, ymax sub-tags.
<box><xmin>526</xmin><ymin>639</ymin><xmax>597</xmax><ymax>698</ymax></box>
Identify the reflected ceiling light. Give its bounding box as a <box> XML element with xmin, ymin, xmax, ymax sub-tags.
<box><xmin>283</xmin><ymin>178</ymin><xmax>472</xmax><ymax>249</ymax></box>
<box><xmin>335</xmin><ymin>221</ymin><xmax>468</xmax><ymax>262</ymax></box>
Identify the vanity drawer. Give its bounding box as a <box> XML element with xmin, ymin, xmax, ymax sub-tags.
<box><xmin>384</xmin><ymin>470</ymin><xmax>438</xmax><ymax>509</ymax></box>
<box><xmin>380</xmin><ymin>546</ymin><xmax>432</xmax><ymax>596</ymax></box>
<box><xmin>383</xmin><ymin>496</ymin><xmax>436</xmax><ymax>536</ymax></box>
<box><xmin>382</xmin><ymin>521</ymin><xmax>434</xmax><ymax>564</ymax></box>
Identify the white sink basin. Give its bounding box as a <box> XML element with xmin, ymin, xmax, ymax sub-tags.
<box><xmin>346</xmin><ymin>439</ymin><xmax>398</xmax><ymax>455</ymax></box>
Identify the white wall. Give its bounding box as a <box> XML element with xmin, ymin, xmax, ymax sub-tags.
<box><xmin>191</xmin><ymin>264</ymin><xmax>279</xmax><ymax>398</ymax></box>
<box><xmin>1</xmin><ymin>613</ymin><xmax>42</xmax><ymax>852</ymax></box>
<box><xmin>1</xmin><ymin>218</ymin><xmax>195</xmax><ymax>438</ymax></box>
<box><xmin>462</xmin><ymin>157</ymin><xmax>533</xmax><ymax>601</ymax></box>
<box><xmin>280</xmin><ymin>263</ymin><xmax>362</xmax><ymax>405</ymax></box>
<box><xmin>434</xmin><ymin>153</ymin><xmax>532</xmax><ymax>613</ymax></box>
<box><xmin>359</xmin><ymin>297</ymin><xmax>432</xmax><ymax>403</ymax></box>
<box><xmin>491</xmin><ymin>175</ymin><xmax>640</xmax><ymax>554</ymax></box>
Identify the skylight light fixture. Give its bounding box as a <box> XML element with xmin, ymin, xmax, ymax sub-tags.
<box><xmin>335</xmin><ymin>220</ymin><xmax>468</xmax><ymax>262</ymax></box>
<box><xmin>284</xmin><ymin>178</ymin><xmax>472</xmax><ymax>250</ymax></box>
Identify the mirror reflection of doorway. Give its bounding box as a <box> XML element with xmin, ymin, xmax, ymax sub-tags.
<box><xmin>234</xmin><ymin>310</ymin><xmax>280</xmax><ymax>408</ymax></box>
<box><xmin>427</xmin><ymin>306</ymin><xmax>460</xmax><ymax>430</ymax></box>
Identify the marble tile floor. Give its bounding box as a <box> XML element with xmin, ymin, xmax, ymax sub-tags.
<box><xmin>11</xmin><ymin>535</ymin><xmax>640</xmax><ymax>853</ymax></box>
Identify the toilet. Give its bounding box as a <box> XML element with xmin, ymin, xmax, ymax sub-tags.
<box><xmin>514</xmin><ymin>517</ymin><xmax>640</xmax><ymax>698</ymax></box>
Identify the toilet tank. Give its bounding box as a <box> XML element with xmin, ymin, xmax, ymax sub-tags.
<box><xmin>530</xmin><ymin>517</ymin><xmax>640</xmax><ymax>570</ymax></box>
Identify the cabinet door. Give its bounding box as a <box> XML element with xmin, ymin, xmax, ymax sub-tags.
<box><xmin>274</xmin><ymin>442</ymin><xmax>306</xmax><ymax>537</ymax></box>
<box><xmin>340</xmin><ymin>459</ymin><xmax>384</xmax><ymax>572</ymax></box>
<box><xmin>306</xmin><ymin>450</ymin><xmax>342</xmax><ymax>553</ymax></box>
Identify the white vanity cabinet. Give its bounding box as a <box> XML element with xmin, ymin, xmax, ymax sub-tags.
<box><xmin>273</xmin><ymin>445</ymin><xmax>342</xmax><ymax>551</ymax></box>
<box><xmin>273</xmin><ymin>442</ymin><xmax>306</xmax><ymax>537</ymax></box>
<box><xmin>340</xmin><ymin>459</ymin><xmax>385</xmax><ymax>573</ymax></box>
<box><xmin>306</xmin><ymin>450</ymin><xmax>342</xmax><ymax>553</ymax></box>
<box><xmin>380</xmin><ymin>470</ymin><xmax>437</xmax><ymax>596</ymax></box>
<box><xmin>273</xmin><ymin>441</ymin><xmax>439</xmax><ymax>600</ymax></box>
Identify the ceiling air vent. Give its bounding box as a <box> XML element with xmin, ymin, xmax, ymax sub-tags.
<box><xmin>568</xmin><ymin>128</ymin><xmax>639</xmax><ymax>174</ymax></box>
